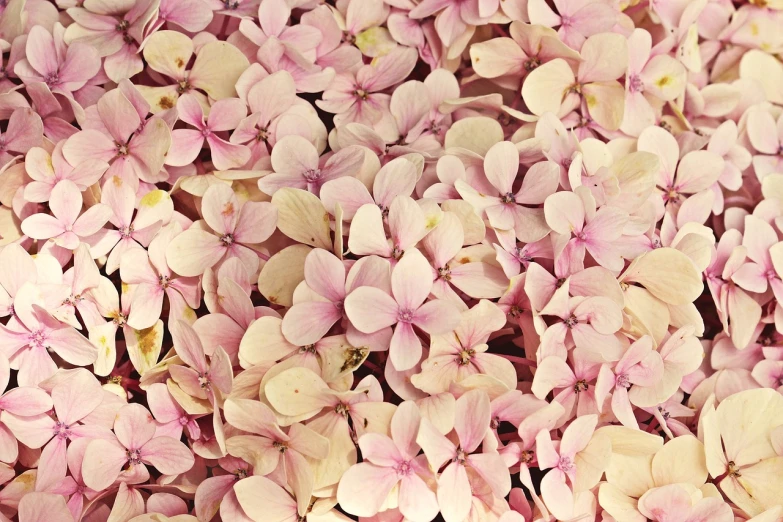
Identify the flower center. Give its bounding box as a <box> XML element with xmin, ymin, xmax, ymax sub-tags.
<box><xmin>509</xmin><ymin>305</ymin><xmax>524</xmax><ymax>318</ymax></box>
<box><xmin>119</xmin><ymin>224</ymin><xmax>134</xmax><ymax>239</ymax></box>
<box><xmin>457</xmin><ymin>349</ymin><xmax>475</xmax><ymax>365</ymax></box>
<box><xmin>53</xmin><ymin>421</ymin><xmax>71</xmax><ymax>440</ymax></box>
<box><xmin>657</xmin><ymin>406</ymin><xmax>670</xmax><ymax>420</ymax></box>
<box><xmin>574</xmin><ymin>380</ymin><xmax>589</xmax><ymax>393</ymax></box>
<box><xmin>126</xmin><ymin>448</ymin><xmax>142</xmax><ymax>465</ymax></box>
<box><xmin>395</xmin><ymin>460</ymin><xmax>413</xmax><ymax>476</ymax></box>
<box><xmin>354</xmin><ymin>88</ymin><xmax>369</xmax><ymax>101</ymax></box>
<box><xmin>29</xmin><ymin>329</ymin><xmax>47</xmax><ymax>348</ymax></box>
<box><xmin>564</xmin><ymin>314</ymin><xmax>578</xmax><ymax>328</ymax></box>
<box><xmin>272</xmin><ymin>441</ymin><xmax>288</xmax><ymax>453</ymax></box>
<box><xmin>303</xmin><ymin>169</ymin><xmax>322</xmax><ymax>183</ymax></box>
<box><xmin>616</xmin><ymin>373</ymin><xmax>631</xmax><ymax>389</ymax></box>
<box><xmin>335</xmin><ymin>403</ymin><xmax>350</xmax><ymax>417</ymax></box>
<box><xmin>220</xmin><ymin>233</ymin><xmax>234</xmax><ymax>246</ymax></box>
<box><xmin>112</xmin><ymin>312</ymin><xmax>127</xmax><ymax>326</ymax></box>
<box><xmin>234</xmin><ymin>468</ymin><xmax>248</xmax><ymax>480</ymax></box>
<box><xmin>116</xmin><ymin>20</ymin><xmax>130</xmax><ymax>32</ymax></box>
<box><xmin>44</xmin><ymin>72</ymin><xmax>60</xmax><ymax>87</ymax></box>
<box><xmin>524</xmin><ymin>57</ymin><xmax>541</xmax><ymax>71</ymax></box>
<box><xmin>437</xmin><ymin>264</ymin><xmax>451</xmax><ymax>281</ymax></box>
<box><xmin>558</xmin><ymin>456</ymin><xmax>574</xmax><ymax>472</ymax></box>
<box><xmin>398</xmin><ymin>309</ymin><xmax>414</xmax><ymax>323</ymax></box>
<box><xmin>159</xmin><ymin>275</ymin><xmax>171</xmax><ymax>288</ymax></box>
<box><xmin>500</xmin><ymin>192</ymin><xmax>516</xmax><ymax>204</ymax></box>
<box><xmin>116</xmin><ymin>142</ymin><xmax>129</xmax><ymax>156</ymax></box>
<box><xmin>727</xmin><ymin>461</ymin><xmax>741</xmax><ymax>477</ymax></box>
<box><xmin>628</xmin><ymin>74</ymin><xmax>644</xmax><ymax>93</ymax></box>
<box><xmin>176</xmin><ymin>79</ymin><xmax>191</xmax><ymax>94</ymax></box>
<box><xmin>197</xmin><ymin>372</ymin><xmax>210</xmax><ymax>389</ymax></box>
<box><xmin>520</xmin><ymin>450</ymin><xmax>534</xmax><ymax>464</ymax></box>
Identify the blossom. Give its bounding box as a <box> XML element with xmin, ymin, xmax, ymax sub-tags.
<box><xmin>345</xmin><ymin>249</ymin><xmax>461</xmax><ymax>370</ymax></box>
<box><xmin>165</xmin><ymin>183</ymin><xmax>277</xmax><ymax>277</ymax></box>
<box><xmin>81</xmin><ymin>403</ymin><xmax>195</xmax><ymax>491</ymax></box>
<box><xmin>337</xmin><ymin>401</ymin><xmax>438</xmax><ymax>521</ymax></box>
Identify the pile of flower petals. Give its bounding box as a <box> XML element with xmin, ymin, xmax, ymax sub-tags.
<box><xmin>2</xmin><ymin>0</ymin><xmax>783</xmax><ymax>521</ymax></box>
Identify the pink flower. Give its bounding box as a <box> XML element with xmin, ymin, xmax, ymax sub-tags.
<box><xmin>535</xmin><ymin>414</ymin><xmax>597</xmax><ymax>520</ymax></box>
<box><xmin>63</xmin><ymin>0</ymin><xmax>159</xmax><ymax>82</ymax></box>
<box><xmin>337</xmin><ymin>401</ymin><xmax>438</xmax><ymax>522</ymax></box>
<box><xmin>165</xmin><ymin>183</ymin><xmax>277</xmax><ymax>277</ymax></box>
<box><xmin>0</xmin><ymin>303</ymin><xmax>97</xmax><ymax>386</ymax></box>
<box><xmin>119</xmin><ymin>223</ymin><xmax>201</xmax><ymax>330</ymax></box>
<box><xmin>544</xmin><ymin>186</ymin><xmax>628</xmax><ymax>272</ymax></box>
<box><xmin>0</xmin><ymin>352</ymin><xmax>52</xmax><ymax>464</ymax></box>
<box><xmin>62</xmin><ymin>81</ymin><xmax>172</xmax><ymax>185</ymax></box>
<box><xmin>532</xmin><ymin>350</ymin><xmax>601</xmax><ymax>419</ymax></box>
<box><xmin>14</xmin><ymin>24</ymin><xmax>100</xmax><ymax>95</ymax></box>
<box><xmin>746</xmin><ymin>108</ymin><xmax>783</xmax><ymax>181</ymax></box>
<box><xmin>1</xmin><ymin>370</ymin><xmax>109</xmax><ymax>491</ymax></box>
<box><xmin>81</xmin><ymin>403</ymin><xmax>195</xmax><ymax>491</ymax></box>
<box><xmin>318</xmin><ymin>47</ymin><xmax>418</xmax><ymax>129</ymax></box>
<box><xmin>412</xmin><ymin>300</ymin><xmax>516</xmax><ymax>393</ymax></box>
<box><xmin>528</xmin><ymin>0</ymin><xmax>618</xmax><ymax>50</ymax></box>
<box><xmin>344</xmin><ymin>249</ymin><xmax>461</xmax><ymax>370</ymax></box>
<box><xmin>23</xmin><ymin>143</ymin><xmax>108</xmax><ymax>203</ymax></box>
<box><xmin>0</xmin><ymin>108</ymin><xmax>43</xmax><ymax>167</ymax></box>
<box><xmin>595</xmin><ymin>336</ymin><xmax>664</xmax><ymax>428</ymax></box>
<box><xmin>167</xmin><ymin>94</ymin><xmax>251</xmax><ymax>171</ymax></box>
<box><xmin>258</xmin><ymin>136</ymin><xmax>365</xmax><ymax>196</ymax></box>
<box><xmin>620</xmin><ymin>28</ymin><xmax>687</xmax><ymax>136</ymax></box>
<box><xmin>417</xmin><ymin>389</ymin><xmax>511</xmax><ymax>522</ymax></box>
<box><xmin>224</xmin><ymin>398</ymin><xmax>328</xmax><ymax>516</ymax></box>
<box><xmin>456</xmin><ymin>142</ymin><xmax>560</xmax><ymax>244</ymax></box>
<box><xmin>88</xmin><ymin>180</ymin><xmax>174</xmax><ymax>274</ymax></box>
<box><xmin>638</xmin><ymin>484</ymin><xmax>734</xmax><ymax>522</ymax></box>
<box><xmin>409</xmin><ymin>0</ymin><xmax>490</xmax><ymax>48</ymax></box>
<box><xmin>21</xmin><ymin>179</ymin><xmax>112</xmax><ymax>250</ymax></box>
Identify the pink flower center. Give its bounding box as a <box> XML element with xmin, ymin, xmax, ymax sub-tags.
<box><xmin>557</xmin><ymin>456</ymin><xmax>574</xmax><ymax>472</ymax></box>
<box><xmin>437</xmin><ymin>264</ymin><xmax>451</xmax><ymax>281</ymax></box>
<box><xmin>126</xmin><ymin>448</ymin><xmax>142</xmax><ymax>465</ymax></box>
<box><xmin>234</xmin><ymin>468</ymin><xmax>248</xmax><ymax>479</ymax></box>
<box><xmin>112</xmin><ymin>312</ymin><xmax>127</xmax><ymax>326</ymax></box>
<box><xmin>201</xmin><ymin>128</ymin><xmax>212</xmax><ymax>138</ymax></box>
<box><xmin>43</xmin><ymin>72</ymin><xmax>60</xmax><ymax>87</ymax></box>
<box><xmin>574</xmin><ymin>379</ymin><xmax>589</xmax><ymax>393</ymax></box>
<box><xmin>395</xmin><ymin>460</ymin><xmax>413</xmax><ymax>476</ymax></box>
<box><xmin>115</xmin><ymin>20</ymin><xmax>130</xmax><ymax>32</ymax></box>
<box><xmin>273</xmin><ymin>441</ymin><xmax>288</xmax><ymax>453</ymax></box>
<box><xmin>159</xmin><ymin>275</ymin><xmax>171</xmax><ymax>288</ymax></box>
<box><xmin>628</xmin><ymin>74</ymin><xmax>644</xmax><ymax>93</ymax></box>
<box><xmin>116</xmin><ymin>142</ymin><xmax>129</xmax><ymax>156</ymax></box>
<box><xmin>455</xmin><ymin>447</ymin><xmax>468</xmax><ymax>464</ymax></box>
<box><xmin>766</xmin><ymin>269</ymin><xmax>777</xmax><ymax>280</ymax></box>
<box><xmin>29</xmin><ymin>329</ymin><xmax>47</xmax><ymax>348</ymax></box>
<box><xmin>657</xmin><ymin>406</ymin><xmax>670</xmax><ymax>420</ymax></box>
<box><xmin>398</xmin><ymin>309</ymin><xmax>414</xmax><ymax>323</ymax></box>
<box><xmin>223</xmin><ymin>0</ymin><xmax>240</xmax><ymax>9</ymax></box>
<box><xmin>197</xmin><ymin>372</ymin><xmax>211</xmax><ymax>389</ymax></box>
<box><xmin>119</xmin><ymin>224</ymin><xmax>134</xmax><ymax>239</ymax></box>
<box><xmin>303</xmin><ymin>168</ymin><xmax>322</xmax><ymax>183</ymax></box>
<box><xmin>179</xmin><ymin>415</ymin><xmax>189</xmax><ymax>426</ymax></box>
<box><xmin>53</xmin><ymin>421</ymin><xmax>71</xmax><ymax>440</ymax></box>
<box><xmin>457</xmin><ymin>349</ymin><xmax>475</xmax><ymax>365</ymax></box>
<box><xmin>616</xmin><ymin>373</ymin><xmax>631</xmax><ymax>388</ymax></box>
<box><xmin>560</xmin><ymin>16</ymin><xmax>573</xmax><ymax>27</ymax></box>
<box><xmin>520</xmin><ymin>450</ymin><xmax>534</xmax><ymax>464</ymax></box>
<box><xmin>220</xmin><ymin>233</ymin><xmax>234</xmax><ymax>246</ymax></box>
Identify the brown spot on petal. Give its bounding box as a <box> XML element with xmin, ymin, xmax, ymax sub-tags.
<box><xmin>159</xmin><ymin>96</ymin><xmax>175</xmax><ymax>109</ymax></box>
<box><xmin>175</xmin><ymin>57</ymin><xmax>185</xmax><ymax>68</ymax></box>
<box><xmin>222</xmin><ymin>202</ymin><xmax>235</xmax><ymax>216</ymax></box>
<box><xmin>458</xmin><ymin>257</ymin><xmax>470</xmax><ymax>264</ymax></box>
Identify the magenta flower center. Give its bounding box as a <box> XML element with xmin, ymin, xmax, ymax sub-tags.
<box><xmin>53</xmin><ymin>421</ymin><xmax>71</xmax><ymax>440</ymax></box>
<box><xmin>628</xmin><ymin>74</ymin><xmax>644</xmax><ymax>93</ymax></box>
<box><xmin>29</xmin><ymin>329</ymin><xmax>47</xmax><ymax>348</ymax></box>
<box><xmin>43</xmin><ymin>72</ymin><xmax>60</xmax><ymax>87</ymax></box>
<box><xmin>303</xmin><ymin>168</ymin><xmax>322</xmax><ymax>183</ymax></box>
<box><xmin>159</xmin><ymin>275</ymin><xmax>171</xmax><ymax>288</ymax></box>
<box><xmin>560</xmin><ymin>15</ymin><xmax>573</xmax><ymax>28</ymax></box>
<box><xmin>395</xmin><ymin>460</ymin><xmax>413</xmax><ymax>476</ymax></box>
<box><xmin>616</xmin><ymin>373</ymin><xmax>631</xmax><ymax>388</ymax></box>
<box><xmin>119</xmin><ymin>224</ymin><xmax>134</xmax><ymax>239</ymax></box>
<box><xmin>220</xmin><ymin>233</ymin><xmax>234</xmax><ymax>246</ymax></box>
<box><xmin>557</xmin><ymin>456</ymin><xmax>574</xmax><ymax>472</ymax></box>
<box><xmin>398</xmin><ymin>308</ymin><xmax>414</xmax><ymax>323</ymax></box>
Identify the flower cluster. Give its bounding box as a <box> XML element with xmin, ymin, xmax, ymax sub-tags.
<box><xmin>0</xmin><ymin>0</ymin><xmax>782</xmax><ymax>521</ymax></box>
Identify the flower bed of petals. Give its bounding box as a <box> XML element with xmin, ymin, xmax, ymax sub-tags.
<box><xmin>1</xmin><ymin>0</ymin><xmax>783</xmax><ymax>521</ymax></box>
